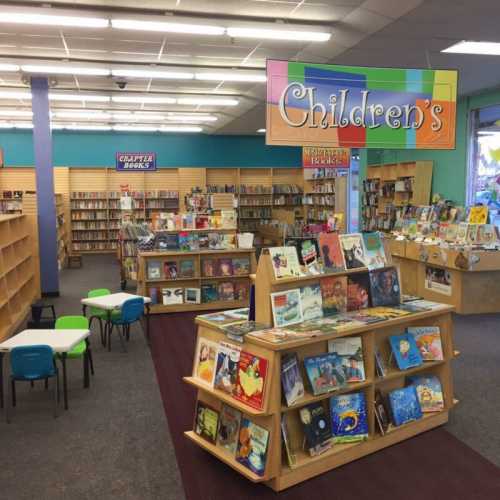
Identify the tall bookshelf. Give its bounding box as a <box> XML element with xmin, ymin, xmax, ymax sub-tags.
<box><xmin>184</xmin><ymin>250</ymin><xmax>457</xmax><ymax>491</ymax></box>
<box><xmin>55</xmin><ymin>193</ymin><xmax>68</xmax><ymax>269</ymax></box>
<box><xmin>362</xmin><ymin>161</ymin><xmax>433</xmax><ymax>232</ymax></box>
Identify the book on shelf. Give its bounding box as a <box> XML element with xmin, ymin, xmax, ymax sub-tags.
<box><xmin>147</xmin><ymin>260</ymin><xmax>162</xmax><ymax>280</ymax></box>
<box><xmin>197</xmin><ymin>311</ymin><xmax>247</xmax><ymax>327</ymax></box>
<box><xmin>194</xmin><ymin>400</ymin><xmax>219</xmax><ymax>444</ymax></box>
<box><xmin>219</xmin><ymin>258</ymin><xmax>233</xmax><ymax>277</ymax></box>
<box><xmin>281</xmin><ymin>352</ymin><xmax>305</xmax><ymax>407</ymax></box>
<box><xmin>184</xmin><ymin>287</ymin><xmax>201</xmax><ymax>304</ymax></box>
<box><xmin>233</xmin><ymin>350</ymin><xmax>268</xmax><ymax>410</ymax></box>
<box><xmin>330</xmin><ymin>392</ymin><xmax>369</xmax><ymax>443</ymax></box>
<box><xmin>389</xmin><ymin>332</ymin><xmax>423</xmax><ymax>370</ymax></box>
<box><xmin>268</xmin><ymin>247</ymin><xmax>303</xmax><ymax>279</ymax></box>
<box><xmin>408</xmin><ymin>375</ymin><xmax>444</xmax><ymax>412</ymax></box>
<box><xmin>281</xmin><ymin>415</ymin><xmax>297</xmax><ymax>467</ymax></box>
<box><xmin>218</xmin><ymin>282</ymin><xmax>235</xmax><ymax>301</ymax></box>
<box><xmin>193</xmin><ymin>337</ymin><xmax>218</xmax><ymax>386</ymax></box>
<box><xmin>468</xmin><ymin>205</ymin><xmax>488</xmax><ymax>224</ymax></box>
<box><xmin>163</xmin><ymin>261</ymin><xmax>178</xmax><ymax>279</ymax></box>
<box><xmin>299</xmin><ymin>402</ymin><xmax>332</xmax><ymax>456</ymax></box>
<box><xmin>234</xmin><ymin>282</ymin><xmax>249</xmax><ymax>301</ymax></box>
<box><xmin>388</xmin><ymin>386</ymin><xmax>423</xmax><ymax>426</ymax></box>
<box><xmin>149</xmin><ymin>287</ymin><xmax>158</xmax><ymax>305</ymax></box>
<box><xmin>407</xmin><ymin>326</ymin><xmax>443</xmax><ymax>361</ymax></box>
<box><xmin>300</xmin><ymin>284</ymin><xmax>323</xmax><ymax>321</ymax></box>
<box><xmin>202</xmin><ymin>258</ymin><xmax>216</xmax><ymax>277</ymax></box>
<box><xmin>327</xmin><ymin>336</ymin><xmax>365</xmax><ymax>382</ymax></box>
<box><xmin>369</xmin><ymin>267</ymin><xmax>401</xmax><ymax>307</ymax></box>
<box><xmin>232</xmin><ymin>257</ymin><xmax>250</xmax><ymax>276</ymax></box>
<box><xmin>303</xmin><ymin>352</ymin><xmax>347</xmax><ymax>395</ymax></box>
<box><xmin>374</xmin><ymin>389</ymin><xmax>392</xmax><ymax>435</ymax></box>
<box><xmin>362</xmin><ymin>232</ymin><xmax>387</xmax><ymax>270</ymax></box>
<box><xmin>321</xmin><ymin>276</ymin><xmax>347</xmax><ymax>315</ymax></box>
<box><xmin>162</xmin><ymin>287</ymin><xmax>183</xmax><ymax>306</ymax></box>
<box><xmin>318</xmin><ymin>232</ymin><xmax>345</xmax><ymax>272</ymax></box>
<box><xmin>216</xmin><ymin>404</ymin><xmax>242</xmax><ymax>456</ymax></box>
<box><xmin>270</xmin><ymin>288</ymin><xmax>304</xmax><ymax>328</ymax></box>
<box><xmin>374</xmin><ymin>348</ymin><xmax>388</xmax><ymax>377</ymax></box>
<box><xmin>339</xmin><ymin>233</ymin><xmax>367</xmax><ymax>269</ymax></box>
<box><xmin>235</xmin><ymin>418</ymin><xmax>269</xmax><ymax>477</ymax></box>
<box><xmin>201</xmin><ymin>284</ymin><xmax>219</xmax><ymax>303</ymax></box>
<box><xmin>213</xmin><ymin>341</ymin><xmax>242</xmax><ymax>394</ymax></box>
<box><xmin>221</xmin><ymin>321</ymin><xmax>267</xmax><ymax>344</ymax></box>
<box><xmin>347</xmin><ymin>273</ymin><xmax>371</xmax><ymax>311</ymax></box>
<box><xmin>179</xmin><ymin>259</ymin><xmax>195</xmax><ymax>278</ymax></box>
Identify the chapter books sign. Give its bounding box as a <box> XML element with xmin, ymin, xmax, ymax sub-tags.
<box><xmin>116</xmin><ymin>152</ymin><xmax>156</xmax><ymax>171</ymax></box>
<box><xmin>266</xmin><ymin>60</ymin><xmax>458</xmax><ymax>149</ymax></box>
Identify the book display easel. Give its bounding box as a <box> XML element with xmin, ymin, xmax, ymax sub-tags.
<box><xmin>0</xmin><ymin>214</ymin><xmax>40</xmax><ymax>341</ymax></box>
<box><xmin>362</xmin><ymin>161</ymin><xmax>433</xmax><ymax>232</ymax></box>
<box><xmin>184</xmin><ymin>241</ymin><xmax>457</xmax><ymax>490</ymax></box>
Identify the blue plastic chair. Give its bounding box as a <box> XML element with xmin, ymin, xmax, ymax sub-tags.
<box><xmin>108</xmin><ymin>297</ymin><xmax>144</xmax><ymax>352</ymax></box>
<box><xmin>6</xmin><ymin>345</ymin><xmax>59</xmax><ymax>422</ymax></box>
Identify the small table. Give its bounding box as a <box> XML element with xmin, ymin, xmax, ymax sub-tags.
<box><xmin>0</xmin><ymin>329</ymin><xmax>90</xmax><ymax>411</ymax></box>
<box><xmin>80</xmin><ymin>293</ymin><xmax>152</xmax><ymax>345</ymax></box>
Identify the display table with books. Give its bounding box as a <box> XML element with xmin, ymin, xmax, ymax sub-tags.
<box><xmin>183</xmin><ymin>236</ymin><xmax>458</xmax><ymax>491</ymax></box>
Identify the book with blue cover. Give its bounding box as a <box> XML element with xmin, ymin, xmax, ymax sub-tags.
<box><xmin>330</xmin><ymin>392</ymin><xmax>369</xmax><ymax>443</ymax></box>
<box><xmin>235</xmin><ymin>418</ymin><xmax>269</xmax><ymax>476</ymax></box>
<box><xmin>389</xmin><ymin>333</ymin><xmax>423</xmax><ymax>370</ymax></box>
<box><xmin>388</xmin><ymin>386</ymin><xmax>423</xmax><ymax>426</ymax></box>
<box><xmin>281</xmin><ymin>353</ymin><xmax>305</xmax><ymax>406</ymax></box>
<box><xmin>303</xmin><ymin>353</ymin><xmax>347</xmax><ymax>396</ymax></box>
<box><xmin>407</xmin><ymin>375</ymin><xmax>444</xmax><ymax>412</ymax></box>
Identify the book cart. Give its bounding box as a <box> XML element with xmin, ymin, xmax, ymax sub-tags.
<box><xmin>136</xmin><ymin>231</ymin><xmax>256</xmax><ymax>314</ymax></box>
<box><xmin>389</xmin><ymin>237</ymin><xmax>500</xmax><ymax>314</ymax></box>
<box><xmin>184</xmin><ymin>250</ymin><xmax>457</xmax><ymax>491</ymax></box>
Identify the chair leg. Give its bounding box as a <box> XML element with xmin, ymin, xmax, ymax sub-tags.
<box><xmin>11</xmin><ymin>379</ymin><xmax>16</xmax><ymax>407</ymax></box>
<box><xmin>108</xmin><ymin>324</ymin><xmax>113</xmax><ymax>352</ymax></box>
<box><xmin>88</xmin><ymin>347</ymin><xmax>95</xmax><ymax>376</ymax></box>
<box><xmin>53</xmin><ymin>374</ymin><xmax>58</xmax><ymax>419</ymax></box>
<box><xmin>57</xmin><ymin>371</ymin><xmax>60</xmax><ymax>403</ymax></box>
<box><xmin>6</xmin><ymin>377</ymin><xmax>11</xmax><ymax>423</ymax></box>
<box><xmin>99</xmin><ymin>318</ymin><xmax>105</xmax><ymax>346</ymax></box>
<box><xmin>126</xmin><ymin>323</ymin><xmax>130</xmax><ymax>341</ymax></box>
<box><xmin>30</xmin><ymin>380</ymin><xmax>34</xmax><ymax>388</ymax></box>
<box><xmin>44</xmin><ymin>378</ymin><xmax>48</xmax><ymax>390</ymax></box>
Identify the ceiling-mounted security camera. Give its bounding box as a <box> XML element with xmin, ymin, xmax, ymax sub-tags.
<box><xmin>116</xmin><ymin>80</ymin><xmax>127</xmax><ymax>90</ymax></box>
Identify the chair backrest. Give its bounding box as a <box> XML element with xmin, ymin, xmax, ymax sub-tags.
<box><xmin>88</xmin><ymin>288</ymin><xmax>111</xmax><ymax>315</ymax></box>
<box><xmin>55</xmin><ymin>315</ymin><xmax>89</xmax><ymax>330</ymax></box>
<box><xmin>121</xmin><ymin>297</ymin><xmax>144</xmax><ymax>323</ymax></box>
<box><xmin>11</xmin><ymin>345</ymin><xmax>55</xmax><ymax>380</ymax></box>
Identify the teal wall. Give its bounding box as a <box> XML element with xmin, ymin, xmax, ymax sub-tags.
<box><xmin>0</xmin><ymin>131</ymin><xmax>302</xmax><ymax>168</ymax></box>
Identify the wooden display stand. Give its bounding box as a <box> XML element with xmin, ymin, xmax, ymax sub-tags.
<box><xmin>184</xmin><ymin>251</ymin><xmax>457</xmax><ymax>490</ymax></box>
<box><xmin>389</xmin><ymin>238</ymin><xmax>500</xmax><ymax>314</ymax></box>
<box><xmin>136</xmin><ymin>240</ymin><xmax>256</xmax><ymax>314</ymax></box>
<box><xmin>0</xmin><ymin>214</ymin><xmax>40</xmax><ymax>341</ymax></box>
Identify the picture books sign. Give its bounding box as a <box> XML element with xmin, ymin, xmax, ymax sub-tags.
<box><xmin>266</xmin><ymin>60</ymin><xmax>458</xmax><ymax>149</ymax></box>
<box><xmin>116</xmin><ymin>152</ymin><xmax>156</xmax><ymax>171</ymax></box>
<box><xmin>303</xmin><ymin>147</ymin><xmax>350</xmax><ymax>169</ymax></box>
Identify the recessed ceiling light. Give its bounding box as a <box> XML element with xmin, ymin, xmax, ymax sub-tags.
<box><xmin>176</xmin><ymin>97</ymin><xmax>239</xmax><ymax>106</ymax></box>
<box><xmin>21</xmin><ymin>64</ymin><xmax>110</xmax><ymax>76</ymax></box>
<box><xmin>111</xmin><ymin>95</ymin><xmax>177</xmax><ymax>104</ymax></box>
<box><xmin>0</xmin><ymin>90</ymin><xmax>32</xmax><ymax>99</ymax></box>
<box><xmin>195</xmin><ymin>72</ymin><xmax>266</xmax><ymax>83</ymax></box>
<box><xmin>111</xmin><ymin>19</ymin><xmax>225</xmax><ymax>36</ymax></box>
<box><xmin>0</xmin><ymin>109</ymin><xmax>33</xmax><ymax>117</ymax></box>
<box><xmin>49</xmin><ymin>93</ymin><xmax>110</xmax><ymax>102</ymax></box>
<box><xmin>0</xmin><ymin>12</ymin><xmax>109</xmax><ymax>28</ymax></box>
<box><xmin>257</xmin><ymin>128</ymin><xmax>266</xmax><ymax>133</ymax></box>
<box><xmin>442</xmin><ymin>41</ymin><xmax>500</xmax><ymax>55</ymax></box>
<box><xmin>0</xmin><ymin>63</ymin><xmax>20</xmax><ymax>72</ymax></box>
<box><xmin>111</xmin><ymin>68</ymin><xmax>194</xmax><ymax>80</ymax></box>
<box><xmin>226</xmin><ymin>27</ymin><xmax>331</xmax><ymax>42</ymax></box>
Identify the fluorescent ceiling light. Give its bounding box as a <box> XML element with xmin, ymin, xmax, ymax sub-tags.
<box><xmin>442</xmin><ymin>41</ymin><xmax>500</xmax><ymax>55</ymax></box>
<box><xmin>0</xmin><ymin>12</ymin><xmax>108</xmax><ymax>28</ymax></box>
<box><xmin>52</xmin><ymin>111</ymin><xmax>111</xmax><ymax>119</ymax></box>
<box><xmin>227</xmin><ymin>27</ymin><xmax>331</xmax><ymax>42</ymax></box>
<box><xmin>21</xmin><ymin>65</ymin><xmax>110</xmax><ymax>76</ymax></box>
<box><xmin>0</xmin><ymin>121</ymin><xmax>33</xmax><ymax>129</ymax></box>
<box><xmin>165</xmin><ymin>115</ymin><xmax>217</xmax><ymax>122</ymax></box>
<box><xmin>257</xmin><ymin>128</ymin><xmax>266</xmax><ymax>133</ymax></box>
<box><xmin>113</xmin><ymin>125</ymin><xmax>159</xmax><ymax>132</ymax></box>
<box><xmin>64</xmin><ymin>124</ymin><xmax>112</xmax><ymax>131</ymax></box>
<box><xmin>0</xmin><ymin>109</ymin><xmax>32</xmax><ymax>117</ymax></box>
<box><xmin>111</xmin><ymin>19</ymin><xmax>224</xmax><ymax>36</ymax></box>
<box><xmin>195</xmin><ymin>72</ymin><xmax>266</xmax><ymax>82</ymax></box>
<box><xmin>0</xmin><ymin>63</ymin><xmax>20</xmax><ymax>72</ymax></box>
<box><xmin>0</xmin><ymin>90</ymin><xmax>32</xmax><ymax>99</ymax></box>
<box><xmin>176</xmin><ymin>97</ymin><xmax>239</xmax><ymax>106</ymax></box>
<box><xmin>111</xmin><ymin>95</ymin><xmax>176</xmax><ymax>104</ymax></box>
<box><xmin>111</xmin><ymin>69</ymin><xmax>194</xmax><ymax>80</ymax></box>
<box><xmin>111</xmin><ymin>113</ymin><xmax>166</xmax><ymax>121</ymax></box>
<box><xmin>49</xmin><ymin>93</ymin><xmax>110</xmax><ymax>102</ymax></box>
<box><xmin>159</xmin><ymin>126</ymin><xmax>202</xmax><ymax>133</ymax></box>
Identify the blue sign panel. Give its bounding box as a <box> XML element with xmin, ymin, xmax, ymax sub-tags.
<box><xmin>116</xmin><ymin>152</ymin><xmax>156</xmax><ymax>171</ymax></box>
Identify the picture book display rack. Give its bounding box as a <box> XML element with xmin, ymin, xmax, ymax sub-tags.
<box><xmin>389</xmin><ymin>237</ymin><xmax>500</xmax><ymax>314</ymax></box>
<box><xmin>184</xmin><ymin>250</ymin><xmax>457</xmax><ymax>491</ymax></box>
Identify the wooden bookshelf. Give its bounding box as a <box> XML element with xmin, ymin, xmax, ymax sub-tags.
<box><xmin>362</xmin><ymin>161</ymin><xmax>433</xmax><ymax>232</ymax></box>
<box><xmin>0</xmin><ymin>214</ymin><xmax>40</xmax><ymax>341</ymax></box>
<box><xmin>136</xmin><ymin>246</ymin><xmax>256</xmax><ymax>313</ymax></box>
<box><xmin>184</xmin><ymin>250</ymin><xmax>456</xmax><ymax>491</ymax></box>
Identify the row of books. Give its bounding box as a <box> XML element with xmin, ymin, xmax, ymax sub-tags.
<box><xmin>272</xmin><ymin>184</ymin><xmax>303</xmax><ymax>194</ymax></box>
<box><xmin>150</xmin><ymin>281</ymin><xmax>249</xmax><ymax>305</ymax></box>
<box><xmin>151</xmin><ymin>211</ymin><xmax>237</xmax><ymax>231</ymax></box>
<box><xmin>303</xmin><ymin>194</ymin><xmax>335</xmax><ymax>206</ymax></box>
<box><xmin>71</xmin><ymin>213</ymin><xmax>107</xmax><ymax>221</ymax></box>
<box><xmin>239</xmin><ymin>207</ymin><xmax>272</xmax><ymax>219</ymax></box>
<box><xmin>307</xmin><ymin>182</ymin><xmax>335</xmax><ymax>193</ymax></box>
<box><xmin>154</xmin><ymin>232</ymin><xmax>237</xmax><ymax>252</ymax></box>
<box><xmin>71</xmin><ymin>230</ymin><xmax>107</xmax><ymax>241</ymax></box>
<box><xmin>71</xmin><ymin>200</ymin><xmax>108</xmax><ymax>209</ymax></box>
<box><xmin>273</xmin><ymin>195</ymin><xmax>303</xmax><ymax>206</ymax></box>
<box><xmin>239</xmin><ymin>197</ymin><xmax>272</xmax><ymax>206</ymax></box>
<box><xmin>147</xmin><ymin>259</ymin><xmax>196</xmax><ymax>280</ymax></box>
<box><xmin>72</xmin><ymin>241</ymin><xmax>115</xmax><ymax>251</ymax></box>
<box><xmin>206</xmin><ymin>184</ymin><xmax>237</xmax><ymax>193</ymax></box>
<box><xmin>72</xmin><ymin>221</ymin><xmax>108</xmax><ymax>230</ymax></box>
<box><xmin>239</xmin><ymin>185</ymin><xmax>272</xmax><ymax>194</ymax></box>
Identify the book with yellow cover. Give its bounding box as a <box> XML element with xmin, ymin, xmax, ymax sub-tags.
<box><xmin>468</xmin><ymin>206</ymin><xmax>488</xmax><ymax>224</ymax></box>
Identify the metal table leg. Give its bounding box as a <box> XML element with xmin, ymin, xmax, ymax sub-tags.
<box><xmin>83</xmin><ymin>339</ymin><xmax>90</xmax><ymax>389</ymax></box>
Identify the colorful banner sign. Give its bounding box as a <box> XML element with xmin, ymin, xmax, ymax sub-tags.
<box><xmin>116</xmin><ymin>152</ymin><xmax>156</xmax><ymax>171</ymax></box>
<box><xmin>266</xmin><ymin>60</ymin><xmax>458</xmax><ymax>149</ymax></box>
<box><xmin>303</xmin><ymin>147</ymin><xmax>350</xmax><ymax>169</ymax></box>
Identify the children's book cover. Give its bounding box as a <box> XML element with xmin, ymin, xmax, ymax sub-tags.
<box><xmin>223</xmin><ymin>233</ymin><xmax>237</xmax><ymax>249</ymax></box>
<box><xmin>408</xmin><ymin>375</ymin><xmax>444</xmax><ymax>412</ymax></box>
<box><xmin>193</xmin><ymin>337</ymin><xmax>218</xmax><ymax>386</ymax></box>
<box><xmin>466</xmin><ymin>224</ymin><xmax>479</xmax><ymax>244</ymax></box>
<box><xmin>330</xmin><ymin>392</ymin><xmax>369</xmax><ymax>443</ymax></box>
<box><xmin>232</xmin><ymin>257</ymin><xmax>250</xmax><ymax>275</ymax></box>
<box><xmin>303</xmin><ymin>353</ymin><xmax>347</xmax><ymax>395</ymax></box>
<box><xmin>188</xmin><ymin>232</ymin><xmax>200</xmax><ymax>251</ymax></box>
<box><xmin>219</xmin><ymin>258</ymin><xmax>234</xmax><ymax>277</ymax></box>
<box><xmin>198</xmin><ymin>233</ymin><xmax>209</xmax><ymax>249</ymax></box>
<box><xmin>388</xmin><ymin>386</ymin><xmax>423</xmax><ymax>426</ymax></box>
<box><xmin>445</xmin><ymin>223</ymin><xmax>458</xmax><ymax>242</ymax></box>
<box><xmin>281</xmin><ymin>353</ymin><xmax>305</xmax><ymax>407</ymax></box>
<box><xmin>320</xmin><ymin>276</ymin><xmax>347</xmax><ymax>315</ymax></box>
<box><xmin>374</xmin><ymin>348</ymin><xmax>387</xmax><ymax>377</ymax></box>
<box><xmin>328</xmin><ymin>337</ymin><xmax>365</xmax><ymax>382</ymax></box>
<box><xmin>362</xmin><ymin>232</ymin><xmax>387</xmax><ymax>270</ymax></box>
<box><xmin>300</xmin><ymin>239</ymin><xmax>319</xmax><ymax>267</ymax></box>
<box><xmin>148</xmin><ymin>287</ymin><xmax>158</xmax><ymax>305</ymax></box>
<box><xmin>270</xmin><ymin>288</ymin><xmax>303</xmax><ymax>327</ymax></box>
<box><xmin>178</xmin><ymin>231</ymin><xmax>190</xmax><ymax>251</ymax></box>
<box><xmin>184</xmin><ymin>287</ymin><xmax>201</xmax><ymax>304</ymax></box>
<box><xmin>235</xmin><ymin>418</ymin><xmax>269</xmax><ymax>477</ymax></box>
<box><xmin>389</xmin><ymin>333</ymin><xmax>423</xmax><ymax>370</ymax></box>
<box><xmin>299</xmin><ymin>402</ymin><xmax>332</xmax><ymax>455</ymax></box>
<box><xmin>234</xmin><ymin>282</ymin><xmax>250</xmax><ymax>301</ymax></box>
<box><xmin>234</xmin><ymin>351</ymin><xmax>268</xmax><ymax>410</ymax></box>
<box><xmin>217</xmin><ymin>404</ymin><xmax>242</xmax><ymax>455</ymax></box>
<box><xmin>478</xmin><ymin>224</ymin><xmax>497</xmax><ymax>245</ymax></box>
<box><xmin>374</xmin><ymin>389</ymin><xmax>391</xmax><ymax>435</ymax></box>
<box><xmin>347</xmin><ymin>273</ymin><xmax>371</xmax><ymax>311</ymax></box>
<box><xmin>268</xmin><ymin>247</ymin><xmax>303</xmax><ymax>279</ymax></box>
<box><xmin>300</xmin><ymin>284</ymin><xmax>323</xmax><ymax>321</ymax></box>
<box><xmin>218</xmin><ymin>282</ymin><xmax>235</xmax><ymax>301</ymax></box>
<box><xmin>407</xmin><ymin>326</ymin><xmax>443</xmax><ymax>361</ymax></box>
<box><xmin>197</xmin><ymin>311</ymin><xmax>245</xmax><ymax>326</ymax></box>
<box><xmin>208</xmin><ymin>232</ymin><xmax>224</xmax><ymax>250</ymax></box>
<box><xmin>164</xmin><ymin>261</ymin><xmax>178</xmax><ymax>279</ymax></box>
<box><xmin>340</xmin><ymin>233</ymin><xmax>367</xmax><ymax>269</ymax></box>
<box><xmin>147</xmin><ymin>260</ymin><xmax>161</xmax><ymax>280</ymax></box>
<box><xmin>179</xmin><ymin>259</ymin><xmax>195</xmax><ymax>278</ymax></box>
<box><xmin>194</xmin><ymin>401</ymin><xmax>219</xmax><ymax>444</ymax></box>
<box><xmin>201</xmin><ymin>284</ymin><xmax>219</xmax><ymax>303</ymax></box>
<box><xmin>369</xmin><ymin>267</ymin><xmax>401</xmax><ymax>307</ymax></box>
<box><xmin>165</xmin><ymin>233</ymin><xmax>179</xmax><ymax>250</ymax></box>
<box><xmin>162</xmin><ymin>287</ymin><xmax>183</xmax><ymax>305</ymax></box>
<box><xmin>202</xmin><ymin>259</ymin><xmax>215</xmax><ymax>277</ymax></box>
<box><xmin>456</xmin><ymin>222</ymin><xmax>468</xmax><ymax>243</ymax></box>
<box><xmin>213</xmin><ymin>341</ymin><xmax>242</xmax><ymax>394</ymax></box>
<box><xmin>468</xmin><ymin>205</ymin><xmax>488</xmax><ymax>224</ymax></box>
<box><xmin>281</xmin><ymin>414</ymin><xmax>297</xmax><ymax>467</ymax></box>
<box><xmin>318</xmin><ymin>232</ymin><xmax>345</xmax><ymax>272</ymax></box>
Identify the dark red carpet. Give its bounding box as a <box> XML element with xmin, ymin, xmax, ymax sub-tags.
<box><xmin>149</xmin><ymin>312</ymin><xmax>500</xmax><ymax>500</ymax></box>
